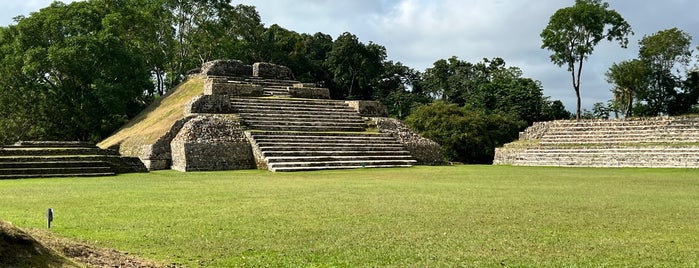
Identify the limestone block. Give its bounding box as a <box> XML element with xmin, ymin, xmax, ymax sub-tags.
<box><xmin>252</xmin><ymin>62</ymin><xmax>294</xmax><ymax>80</ymax></box>
<box><xmin>185</xmin><ymin>95</ymin><xmax>233</xmax><ymax>115</ymax></box>
<box><xmin>170</xmin><ymin>114</ymin><xmax>255</xmax><ymax>171</ymax></box>
<box><xmin>373</xmin><ymin>117</ymin><xmax>444</xmax><ymax>165</ymax></box>
<box><xmin>201</xmin><ymin>60</ymin><xmax>252</xmax><ymax>77</ymax></box>
<box><xmin>203</xmin><ymin>78</ymin><xmax>264</xmax><ymax>96</ymax></box>
<box><xmin>346</xmin><ymin>101</ymin><xmax>389</xmax><ymax>117</ymax></box>
<box><xmin>288</xmin><ymin>87</ymin><xmax>330</xmax><ymax>99</ymax></box>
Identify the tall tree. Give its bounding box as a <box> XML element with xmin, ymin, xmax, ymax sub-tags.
<box><xmin>605</xmin><ymin>59</ymin><xmax>649</xmax><ymax>117</ymax></box>
<box><xmin>636</xmin><ymin>28</ymin><xmax>693</xmax><ymax>115</ymax></box>
<box><xmin>0</xmin><ymin>1</ymin><xmax>152</xmax><ymax>143</ymax></box>
<box><xmin>327</xmin><ymin>32</ymin><xmax>386</xmax><ymax>100</ymax></box>
<box><xmin>541</xmin><ymin>0</ymin><xmax>632</xmax><ymax>119</ymax></box>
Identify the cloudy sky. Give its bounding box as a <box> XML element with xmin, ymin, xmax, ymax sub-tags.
<box><xmin>2</xmin><ymin>1</ymin><xmax>698</xmax><ymax>111</ymax></box>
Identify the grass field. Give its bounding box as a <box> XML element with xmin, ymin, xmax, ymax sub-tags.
<box><xmin>1</xmin><ymin>165</ymin><xmax>698</xmax><ymax>267</ymax></box>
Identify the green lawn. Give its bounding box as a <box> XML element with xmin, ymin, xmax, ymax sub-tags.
<box><xmin>1</xmin><ymin>166</ymin><xmax>698</xmax><ymax>267</ymax></box>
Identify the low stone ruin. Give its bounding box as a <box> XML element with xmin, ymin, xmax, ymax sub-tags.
<box><xmin>494</xmin><ymin>116</ymin><xmax>699</xmax><ymax>168</ymax></box>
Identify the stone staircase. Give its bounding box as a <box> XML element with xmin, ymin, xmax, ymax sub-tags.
<box><xmin>230</xmin><ymin>97</ymin><xmax>417</xmax><ymax>171</ymax></box>
<box><xmin>231</xmin><ymin>97</ymin><xmax>367</xmax><ymax>132</ymax></box>
<box><xmin>493</xmin><ymin>117</ymin><xmax>699</xmax><ymax>168</ymax></box>
<box><xmin>248</xmin><ymin>132</ymin><xmax>415</xmax><ymax>172</ymax></box>
<box><xmin>0</xmin><ymin>141</ymin><xmax>141</xmax><ymax>179</ymax></box>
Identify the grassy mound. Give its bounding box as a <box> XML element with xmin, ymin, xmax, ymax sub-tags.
<box><xmin>0</xmin><ymin>220</ymin><xmax>77</xmax><ymax>268</ymax></box>
<box><xmin>98</xmin><ymin>77</ymin><xmax>205</xmax><ymax>155</ymax></box>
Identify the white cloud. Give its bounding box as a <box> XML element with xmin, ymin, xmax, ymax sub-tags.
<box><xmin>4</xmin><ymin>0</ymin><xmax>699</xmax><ymax>111</ymax></box>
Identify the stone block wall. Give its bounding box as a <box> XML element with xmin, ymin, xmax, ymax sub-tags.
<box><xmin>346</xmin><ymin>101</ymin><xmax>389</xmax><ymax>117</ymax></box>
<box><xmin>201</xmin><ymin>60</ymin><xmax>252</xmax><ymax>77</ymax></box>
<box><xmin>373</xmin><ymin>117</ymin><xmax>444</xmax><ymax>165</ymax></box>
<box><xmin>288</xmin><ymin>87</ymin><xmax>331</xmax><ymax>99</ymax></box>
<box><xmin>170</xmin><ymin>114</ymin><xmax>255</xmax><ymax>171</ymax></box>
<box><xmin>185</xmin><ymin>95</ymin><xmax>233</xmax><ymax>115</ymax></box>
<box><xmin>139</xmin><ymin>115</ymin><xmax>195</xmax><ymax>170</ymax></box>
<box><xmin>253</xmin><ymin>62</ymin><xmax>294</xmax><ymax>80</ymax></box>
<box><xmin>203</xmin><ymin>78</ymin><xmax>264</xmax><ymax>96</ymax></box>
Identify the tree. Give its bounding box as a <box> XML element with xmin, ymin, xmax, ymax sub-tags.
<box><xmin>374</xmin><ymin>61</ymin><xmax>430</xmax><ymax>119</ymax></box>
<box><xmin>327</xmin><ymin>32</ymin><xmax>386</xmax><ymax>100</ymax></box>
<box><xmin>605</xmin><ymin>59</ymin><xmax>649</xmax><ymax>117</ymax></box>
<box><xmin>420</xmin><ymin>57</ymin><xmax>564</xmax><ymax>124</ymax></box>
<box><xmin>0</xmin><ymin>1</ymin><xmax>151</xmax><ymax>143</ymax></box>
<box><xmin>541</xmin><ymin>0</ymin><xmax>632</xmax><ymax>119</ymax></box>
<box><xmin>405</xmin><ymin>102</ymin><xmax>526</xmax><ymax>164</ymax></box>
<box><xmin>636</xmin><ymin>28</ymin><xmax>693</xmax><ymax>115</ymax></box>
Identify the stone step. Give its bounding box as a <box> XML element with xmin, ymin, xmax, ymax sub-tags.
<box><xmin>263</xmin><ymin>150</ymin><xmax>412</xmax><ymax>158</ymax></box>
<box><xmin>254</xmin><ymin>140</ymin><xmax>399</xmax><ymax>146</ymax></box>
<box><xmin>243</xmin><ymin>120</ymin><xmax>366</xmax><ymax>128</ymax></box>
<box><xmin>233</xmin><ymin>105</ymin><xmax>356</xmax><ymax>114</ymax></box>
<box><xmin>231</xmin><ymin>97</ymin><xmax>347</xmax><ymax>106</ymax></box>
<box><xmin>11</xmin><ymin>141</ymin><xmax>97</xmax><ymax>148</ymax></box>
<box><xmin>271</xmin><ymin>164</ymin><xmax>413</xmax><ymax>172</ymax></box>
<box><xmin>0</xmin><ymin>160</ymin><xmax>110</xmax><ymax>169</ymax></box>
<box><xmin>0</xmin><ymin>172</ymin><xmax>116</xmax><ymax>179</ymax></box>
<box><xmin>249</xmin><ymin>131</ymin><xmax>394</xmax><ymax>138</ymax></box>
<box><xmin>0</xmin><ymin>166</ymin><xmax>114</xmax><ymax>176</ymax></box>
<box><xmin>0</xmin><ymin>147</ymin><xmax>119</xmax><ymax>157</ymax></box>
<box><xmin>269</xmin><ymin>160</ymin><xmax>415</xmax><ymax>171</ymax></box>
<box><xmin>241</xmin><ymin>116</ymin><xmax>365</xmax><ymax>124</ymax></box>
<box><xmin>240</xmin><ymin>112</ymin><xmax>362</xmax><ymax>120</ymax></box>
<box><xmin>246</xmin><ymin>125</ymin><xmax>366</xmax><ymax>132</ymax></box>
<box><xmin>263</xmin><ymin>88</ymin><xmax>290</xmax><ymax>97</ymax></box>
<box><xmin>258</xmin><ymin>144</ymin><xmax>404</xmax><ymax>150</ymax></box>
<box><xmin>266</xmin><ymin>155</ymin><xmax>415</xmax><ymax>162</ymax></box>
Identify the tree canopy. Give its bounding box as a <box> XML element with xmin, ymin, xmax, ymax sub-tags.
<box><xmin>605</xmin><ymin>28</ymin><xmax>698</xmax><ymax>117</ymax></box>
<box><xmin>541</xmin><ymin>0</ymin><xmax>632</xmax><ymax>119</ymax></box>
<box><xmin>0</xmin><ymin>0</ymin><xmax>572</xmax><ymax>164</ymax></box>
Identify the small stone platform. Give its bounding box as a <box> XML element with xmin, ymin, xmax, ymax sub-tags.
<box><xmin>493</xmin><ymin>117</ymin><xmax>699</xmax><ymax>168</ymax></box>
<box><xmin>0</xmin><ymin>141</ymin><xmax>146</xmax><ymax>179</ymax></box>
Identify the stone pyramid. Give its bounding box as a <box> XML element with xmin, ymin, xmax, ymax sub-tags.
<box><xmin>99</xmin><ymin>60</ymin><xmax>442</xmax><ymax>172</ymax></box>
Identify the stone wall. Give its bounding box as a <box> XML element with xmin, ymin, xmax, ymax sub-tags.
<box><xmin>373</xmin><ymin>117</ymin><xmax>444</xmax><ymax>165</ymax></box>
<box><xmin>170</xmin><ymin>114</ymin><xmax>255</xmax><ymax>171</ymax></box>
<box><xmin>185</xmin><ymin>94</ymin><xmax>234</xmax><ymax>115</ymax></box>
<box><xmin>252</xmin><ymin>62</ymin><xmax>294</xmax><ymax>80</ymax></box>
<box><xmin>518</xmin><ymin>121</ymin><xmax>551</xmax><ymax>140</ymax></box>
<box><xmin>139</xmin><ymin>115</ymin><xmax>195</xmax><ymax>170</ymax></box>
<box><xmin>346</xmin><ymin>101</ymin><xmax>388</xmax><ymax>117</ymax></box>
<box><xmin>201</xmin><ymin>60</ymin><xmax>252</xmax><ymax>77</ymax></box>
<box><xmin>288</xmin><ymin>86</ymin><xmax>331</xmax><ymax>99</ymax></box>
<box><xmin>203</xmin><ymin>78</ymin><xmax>264</xmax><ymax>96</ymax></box>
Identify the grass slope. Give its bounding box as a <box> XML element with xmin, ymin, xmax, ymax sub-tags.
<box><xmin>1</xmin><ymin>166</ymin><xmax>698</xmax><ymax>267</ymax></box>
<box><xmin>0</xmin><ymin>221</ymin><xmax>78</xmax><ymax>267</ymax></box>
<box><xmin>97</xmin><ymin>77</ymin><xmax>204</xmax><ymax>153</ymax></box>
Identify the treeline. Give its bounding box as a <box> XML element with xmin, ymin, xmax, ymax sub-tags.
<box><xmin>601</xmin><ymin>28</ymin><xmax>699</xmax><ymax>118</ymax></box>
<box><xmin>0</xmin><ymin>0</ymin><xmax>569</xmax><ymax>163</ymax></box>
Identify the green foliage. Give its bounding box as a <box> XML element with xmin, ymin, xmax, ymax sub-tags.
<box><xmin>541</xmin><ymin>0</ymin><xmax>633</xmax><ymax>119</ymax></box>
<box><xmin>374</xmin><ymin>61</ymin><xmax>430</xmax><ymax>119</ymax></box>
<box><xmin>606</xmin><ymin>28</ymin><xmax>698</xmax><ymax>117</ymax></box>
<box><xmin>405</xmin><ymin>102</ymin><xmax>526</xmax><ymax>163</ymax></box>
<box><xmin>636</xmin><ymin>28</ymin><xmax>694</xmax><ymax>116</ymax></box>
<box><xmin>606</xmin><ymin>59</ymin><xmax>649</xmax><ymax>117</ymax></box>
<box><xmin>327</xmin><ymin>32</ymin><xmax>387</xmax><ymax>100</ymax></box>
<box><xmin>0</xmin><ymin>1</ymin><xmax>151</xmax><ymax>143</ymax></box>
<box><xmin>421</xmin><ymin>57</ymin><xmax>565</xmax><ymax>124</ymax></box>
<box><xmin>2</xmin><ymin>166</ymin><xmax>699</xmax><ymax>267</ymax></box>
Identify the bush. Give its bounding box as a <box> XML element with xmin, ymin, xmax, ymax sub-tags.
<box><xmin>406</xmin><ymin>102</ymin><xmax>526</xmax><ymax>164</ymax></box>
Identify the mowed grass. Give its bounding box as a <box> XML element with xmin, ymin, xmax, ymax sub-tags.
<box><xmin>1</xmin><ymin>166</ymin><xmax>698</xmax><ymax>267</ymax></box>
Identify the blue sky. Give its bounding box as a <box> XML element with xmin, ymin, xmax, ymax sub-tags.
<box><xmin>3</xmin><ymin>1</ymin><xmax>698</xmax><ymax>111</ymax></box>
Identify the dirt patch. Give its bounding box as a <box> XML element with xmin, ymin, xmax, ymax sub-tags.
<box><xmin>2</xmin><ymin>220</ymin><xmax>182</xmax><ymax>268</ymax></box>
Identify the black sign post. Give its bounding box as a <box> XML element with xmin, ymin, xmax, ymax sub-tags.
<box><xmin>47</xmin><ymin>208</ymin><xmax>54</xmax><ymax>229</ymax></box>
